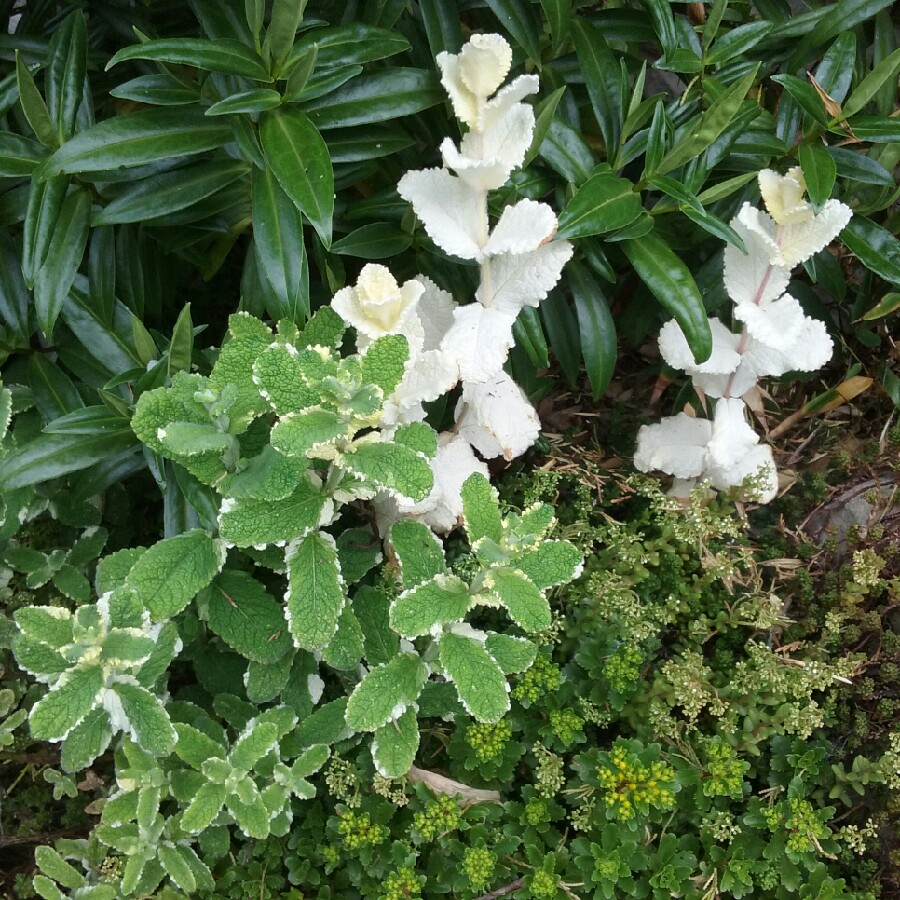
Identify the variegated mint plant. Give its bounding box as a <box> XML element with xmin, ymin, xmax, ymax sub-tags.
<box><xmin>635</xmin><ymin>167</ymin><xmax>852</xmax><ymax>502</ymax></box>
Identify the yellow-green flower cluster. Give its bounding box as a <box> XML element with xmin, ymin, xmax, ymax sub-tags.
<box><xmin>336</xmin><ymin>809</ymin><xmax>388</xmax><ymax>851</ymax></box>
<box><xmin>462</xmin><ymin>846</ymin><xmax>496</xmax><ymax>890</ymax></box>
<box><xmin>764</xmin><ymin>797</ymin><xmax>832</xmax><ymax>854</ymax></box>
<box><xmin>380</xmin><ymin>866</ymin><xmax>421</xmax><ymax>900</ymax></box>
<box><xmin>703</xmin><ymin>741</ymin><xmax>746</xmax><ymax>798</ymax></box>
<box><xmin>596</xmin><ymin>745</ymin><xmax>676</xmax><ymax>820</ymax></box>
<box><xmin>529</xmin><ymin>869</ymin><xmax>558</xmax><ymax>897</ymax></box>
<box><xmin>466</xmin><ymin>718</ymin><xmax>512</xmax><ymax>761</ymax></box>
<box><xmin>603</xmin><ymin>644</ymin><xmax>643</xmax><ymax>693</ymax></box>
<box><xmin>413</xmin><ymin>793</ymin><xmax>461</xmax><ymax>841</ymax></box>
<box><xmin>549</xmin><ymin>708</ymin><xmax>584</xmax><ymax>745</ymax></box>
<box><xmin>512</xmin><ymin>654</ymin><xmax>560</xmax><ymax>703</ymax></box>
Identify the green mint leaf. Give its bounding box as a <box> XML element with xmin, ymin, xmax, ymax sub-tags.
<box><xmin>100</xmin><ymin>630</ymin><xmax>156</xmax><ymax>666</ymax></box>
<box><xmin>439</xmin><ymin>633</ymin><xmax>510</xmax><ymax>723</ymax></box>
<box><xmin>352</xmin><ymin>586</ymin><xmax>398</xmax><ymax>665</ymax></box>
<box><xmin>294</xmin><ymin>744</ymin><xmax>330</xmax><ymax>779</ymax></box>
<box><xmin>339</xmin><ymin>440</ymin><xmax>433</xmax><ymax>501</ymax></box>
<box><xmin>360</xmin><ymin>333</ymin><xmax>408</xmax><ymax>395</ymax></box>
<box><xmin>392</xmin><ymin>422</ymin><xmax>437</xmax><ymax>457</ymax></box>
<box><xmin>60</xmin><ymin>707</ymin><xmax>113</xmax><ymax>773</ymax></box>
<box><xmin>503</xmin><ymin>502</ymin><xmax>556</xmax><ymax>549</ymax></box>
<box><xmin>252</xmin><ymin>343</ymin><xmax>328</xmax><ymax>415</ymax></box>
<box><xmin>218</xmin><ymin>477</ymin><xmax>329</xmax><ymax>547</ymax></box>
<box><xmin>173</xmin><ymin>723</ymin><xmax>228</xmax><ymax>770</ymax></box>
<box><xmin>135</xmin><ymin>620</ymin><xmax>180</xmax><ymax>689</ymax></box>
<box><xmin>105</xmin><ymin>587</ymin><xmax>145</xmax><ymax>629</ymax></box>
<box><xmin>297</xmin><ymin>306</ymin><xmax>345</xmax><ymax>348</ymax></box>
<box><xmin>13</xmin><ymin>634</ymin><xmax>70</xmax><ymax>678</ymax></box>
<box><xmin>345</xmin><ymin>652</ymin><xmax>427</xmax><ymax>732</ymax></box>
<box><xmin>297</xmin><ymin>697</ymin><xmax>353</xmax><ymax>746</ymax></box>
<box><xmin>112</xmin><ymin>682</ymin><xmax>176</xmax><ymax>756</ymax></box>
<box><xmin>13</xmin><ymin>605</ymin><xmax>72</xmax><ymax>647</ymax></box>
<box><xmin>157</xmin><ymin>422</ymin><xmax>236</xmax><ymax>457</ymax></box>
<box><xmin>389</xmin><ymin>520</ymin><xmax>446</xmax><ymax>589</ymax></box>
<box><xmin>336</xmin><ymin>528</ymin><xmax>382</xmax><ymax>585</ymax></box>
<box><xmin>285</xmin><ymin>530</ymin><xmax>346</xmax><ymax>650</ymax></box>
<box><xmin>95</xmin><ymin>548</ymin><xmax>147</xmax><ymax>595</ymax></box>
<box><xmin>30</xmin><ymin>663</ymin><xmax>103</xmax><ymax>741</ymax></box>
<box><xmin>34</xmin><ymin>847</ymin><xmax>84</xmax><ymax>891</ymax></box>
<box><xmin>226</xmin><ymin>792</ymin><xmax>270</xmax><ymax>839</ymax></box>
<box><xmin>322</xmin><ymin>605</ymin><xmax>365</xmax><ymax>671</ymax></box>
<box><xmin>230</xmin><ymin>721</ymin><xmax>279</xmax><ymax>771</ymax></box>
<box><xmin>513</xmin><ymin>539</ymin><xmax>583</xmax><ymax>590</ymax></box>
<box><xmin>372</xmin><ymin>706</ymin><xmax>419</xmax><ymax>778</ymax></box>
<box><xmin>485</xmin><ymin>634</ymin><xmax>539</xmax><ymax>675</ymax></box>
<box><xmin>482</xmin><ymin>567</ymin><xmax>551</xmax><ymax>633</ymax></box>
<box><xmin>158</xmin><ymin>844</ymin><xmax>196</xmax><ymax>894</ymax></box>
<box><xmin>208</xmin><ymin>570</ymin><xmax>291</xmax><ymax>663</ymax></box>
<box><xmin>270</xmin><ymin>407</ymin><xmax>351</xmax><ymax>458</ymax></box>
<box><xmin>126</xmin><ymin>529</ymin><xmax>226</xmax><ymax>622</ymax></box>
<box><xmin>245</xmin><ymin>653</ymin><xmax>294</xmax><ymax>703</ymax></box>
<box><xmin>390</xmin><ymin>574</ymin><xmax>470</xmax><ymax>638</ymax></box>
<box><xmin>461</xmin><ymin>473</ymin><xmax>503</xmax><ymax>546</ymax></box>
<box><xmin>218</xmin><ymin>446</ymin><xmax>308</xmax><ymax>502</ymax></box>
<box><xmin>182</xmin><ymin>781</ymin><xmax>228</xmax><ymax>833</ymax></box>
<box><xmin>209</xmin><ymin>312</ymin><xmax>273</xmax><ymax>422</ymax></box>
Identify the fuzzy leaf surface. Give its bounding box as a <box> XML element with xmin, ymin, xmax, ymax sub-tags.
<box><xmin>345</xmin><ymin>652</ymin><xmax>427</xmax><ymax>732</ymax></box>
<box><xmin>439</xmin><ymin>633</ymin><xmax>509</xmax><ymax>723</ymax></box>
<box><xmin>285</xmin><ymin>530</ymin><xmax>346</xmax><ymax>650</ymax></box>
<box><xmin>390</xmin><ymin>574</ymin><xmax>471</xmax><ymax>638</ymax></box>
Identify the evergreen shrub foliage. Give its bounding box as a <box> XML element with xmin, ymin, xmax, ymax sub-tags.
<box><xmin>0</xmin><ymin>1</ymin><xmax>898</xmax><ymax>898</ymax></box>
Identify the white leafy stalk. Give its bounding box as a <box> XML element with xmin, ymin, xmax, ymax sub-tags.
<box><xmin>636</xmin><ymin>167</ymin><xmax>852</xmax><ymax>502</ymax></box>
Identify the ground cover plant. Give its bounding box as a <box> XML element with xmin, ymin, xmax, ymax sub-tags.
<box><xmin>0</xmin><ymin>1</ymin><xmax>899</xmax><ymax>897</ymax></box>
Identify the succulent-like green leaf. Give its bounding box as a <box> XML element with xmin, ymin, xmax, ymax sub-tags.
<box><xmin>372</xmin><ymin>707</ymin><xmax>419</xmax><ymax>778</ymax></box>
<box><xmin>389</xmin><ymin>520</ymin><xmax>446</xmax><ymax>589</ymax></box>
<box><xmin>345</xmin><ymin>652</ymin><xmax>428</xmax><ymax>732</ymax></box>
<box><xmin>112</xmin><ymin>682</ymin><xmax>176</xmax><ymax>756</ymax></box>
<box><xmin>482</xmin><ymin>567</ymin><xmax>551</xmax><ymax>633</ymax></box>
<box><xmin>390</xmin><ymin>574</ymin><xmax>471</xmax><ymax>638</ymax></box>
<box><xmin>218</xmin><ymin>477</ymin><xmax>329</xmax><ymax>547</ymax></box>
<box><xmin>126</xmin><ymin>530</ymin><xmax>226</xmax><ymax>622</ymax></box>
<box><xmin>513</xmin><ymin>540</ymin><xmax>583</xmax><ymax>590</ymax></box>
<box><xmin>485</xmin><ymin>634</ymin><xmax>538</xmax><ymax>675</ymax></box>
<box><xmin>339</xmin><ymin>441</ymin><xmax>433</xmax><ymax>501</ymax></box>
<box><xmin>439</xmin><ymin>633</ymin><xmax>510</xmax><ymax>723</ymax></box>
<box><xmin>461</xmin><ymin>473</ymin><xmax>503</xmax><ymax>546</ymax></box>
<box><xmin>207</xmin><ymin>570</ymin><xmax>291</xmax><ymax>663</ymax></box>
<box><xmin>297</xmin><ymin>698</ymin><xmax>353</xmax><ymax>746</ymax></box>
<box><xmin>270</xmin><ymin>408</ymin><xmax>351</xmax><ymax>458</ymax></box>
<box><xmin>285</xmin><ymin>530</ymin><xmax>346</xmax><ymax>650</ymax></box>
<box><xmin>158</xmin><ymin>844</ymin><xmax>196</xmax><ymax>894</ymax></box>
<box><xmin>34</xmin><ymin>847</ymin><xmax>84</xmax><ymax>891</ymax></box>
<box><xmin>30</xmin><ymin>663</ymin><xmax>103</xmax><ymax>741</ymax></box>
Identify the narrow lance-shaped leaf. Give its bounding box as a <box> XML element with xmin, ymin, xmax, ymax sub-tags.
<box><xmin>107</xmin><ymin>39</ymin><xmax>272</xmax><ymax>82</ymax></box>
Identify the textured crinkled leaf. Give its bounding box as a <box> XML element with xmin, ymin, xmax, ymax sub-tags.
<box><xmin>389</xmin><ymin>520</ymin><xmax>446</xmax><ymax>589</ymax></box>
<box><xmin>460</xmin><ymin>473</ymin><xmax>503</xmax><ymax>545</ymax></box>
<box><xmin>345</xmin><ymin>652</ymin><xmax>427</xmax><ymax>732</ymax></box>
<box><xmin>157</xmin><ymin>422</ymin><xmax>235</xmax><ymax>458</ymax></box>
<box><xmin>208</xmin><ymin>571</ymin><xmax>291</xmax><ymax>663</ymax></box>
<box><xmin>113</xmin><ymin>682</ymin><xmax>176</xmax><ymax>756</ymax></box>
<box><xmin>158</xmin><ymin>844</ymin><xmax>196</xmax><ymax>895</ymax></box>
<box><xmin>390</xmin><ymin>574</ymin><xmax>470</xmax><ymax>638</ymax></box>
<box><xmin>13</xmin><ymin>635</ymin><xmax>70</xmax><ymax>679</ymax></box>
<box><xmin>483</xmin><ymin>567</ymin><xmax>551</xmax><ymax>633</ymax></box>
<box><xmin>182</xmin><ymin>781</ymin><xmax>228</xmax><ymax>833</ymax></box>
<box><xmin>336</xmin><ymin>528</ymin><xmax>382</xmax><ymax>584</ymax></box>
<box><xmin>218</xmin><ymin>478</ymin><xmax>329</xmax><ymax>547</ymax></box>
<box><xmin>30</xmin><ymin>663</ymin><xmax>102</xmax><ymax>741</ymax></box>
<box><xmin>360</xmin><ymin>334</ymin><xmax>409</xmax><ymax>396</ymax></box>
<box><xmin>513</xmin><ymin>540</ymin><xmax>583</xmax><ymax>590</ymax></box>
<box><xmin>135</xmin><ymin>621</ymin><xmax>180</xmax><ymax>689</ymax></box>
<box><xmin>340</xmin><ymin>441</ymin><xmax>433</xmax><ymax>501</ymax></box>
<box><xmin>297</xmin><ymin>697</ymin><xmax>353</xmax><ymax>745</ymax></box>
<box><xmin>95</xmin><ymin>548</ymin><xmax>147</xmax><ymax>595</ymax></box>
<box><xmin>33</xmin><ymin>874</ymin><xmax>64</xmax><ymax>900</ymax></box>
<box><xmin>503</xmin><ymin>503</ymin><xmax>555</xmax><ymax>548</ymax></box>
<box><xmin>226</xmin><ymin>791</ymin><xmax>270</xmax><ymax>839</ymax></box>
<box><xmin>439</xmin><ymin>633</ymin><xmax>509</xmax><ymax>723</ymax></box>
<box><xmin>218</xmin><ymin>446</ymin><xmax>308</xmax><ymax>502</ymax></box>
<box><xmin>34</xmin><ymin>846</ymin><xmax>85</xmax><ymax>890</ymax></box>
<box><xmin>392</xmin><ymin>422</ymin><xmax>437</xmax><ymax>458</ymax></box>
<box><xmin>246</xmin><ymin>653</ymin><xmax>294</xmax><ymax>703</ymax></box>
<box><xmin>173</xmin><ymin>723</ymin><xmax>228</xmax><ymax>770</ymax></box>
<box><xmin>484</xmin><ymin>634</ymin><xmax>538</xmax><ymax>674</ymax></box>
<box><xmin>252</xmin><ymin>343</ymin><xmax>322</xmax><ymax>414</ymax></box>
<box><xmin>322</xmin><ymin>605</ymin><xmax>365</xmax><ymax>671</ymax></box>
<box><xmin>353</xmin><ymin>586</ymin><xmax>399</xmax><ymax>665</ymax></box>
<box><xmin>285</xmin><ymin>530</ymin><xmax>346</xmax><ymax>650</ymax></box>
<box><xmin>297</xmin><ymin>306</ymin><xmax>345</xmax><ymax>349</ymax></box>
<box><xmin>60</xmin><ymin>707</ymin><xmax>112</xmax><ymax>773</ymax></box>
<box><xmin>485</xmin><ymin>200</ymin><xmax>558</xmax><ymax>257</ymax></box>
<box><xmin>14</xmin><ymin>605</ymin><xmax>72</xmax><ymax>647</ymax></box>
<box><xmin>100</xmin><ymin>630</ymin><xmax>156</xmax><ymax>666</ymax></box>
<box><xmin>733</xmin><ymin>293</ymin><xmax>806</xmax><ymax>353</ymax></box>
<box><xmin>230</xmin><ymin>721</ymin><xmax>278</xmax><ymax>770</ymax></box>
<box><xmin>634</xmin><ymin>414</ymin><xmax>712</xmax><ymax>479</ymax></box>
<box><xmin>126</xmin><ymin>530</ymin><xmax>226</xmax><ymax>621</ymax></box>
<box><xmin>209</xmin><ymin>314</ymin><xmax>273</xmax><ymax>421</ymax></box>
<box><xmin>270</xmin><ymin>408</ymin><xmax>350</xmax><ymax>458</ymax></box>
<box><xmin>372</xmin><ymin>706</ymin><xmax>419</xmax><ymax>778</ymax></box>
<box><xmin>658</xmin><ymin>318</ymin><xmax>741</xmax><ymax>375</ymax></box>
<box><xmin>440</xmin><ymin>304</ymin><xmax>517</xmax><ymax>383</ymax></box>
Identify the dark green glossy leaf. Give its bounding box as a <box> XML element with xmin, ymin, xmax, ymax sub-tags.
<box><xmin>259</xmin><ymin>107</ymin><xmax>333</xmax><ymax>246</ymax></box>
<box><xmin>641</xmin><ymin>0</ymin><xmax>678</xmax><ymax>61</ymax></box>
<box><xmin>705</xmin><ymin>21</ymin><xmax>774</xmax><ymax>66</ymax></box>
<box><xmin>842</xmin><ymin>47</ymin><xmax>900</xmax><ymax>118</ymax></box>
<box><xmin>330</xmin><ymin>224</ymin><xmax>411</xmax><ymax>259</ymax></box>
<box><xmin>61</xmin><ymin>285</ymin><xmax>143</xmax><ymax>374</ymax></box>
<box><xmin>0</xmin><ymin>133</ymin><xmax>45</xmax><ymax>177</ymax></box>
<box><xmin>841</xmin><ymin>217</ymin><xmax>900</xmax><ymax>286</ymax></box>
<box><xmin>46</xmin><ymin>11</ymin><xmax>87</xmax><ymax>142</ymax></box>
<box><xmin>262</xmin><ymin>0</ymin><xmax>307</xmax><ymax>73</ymax></box>
<box><xmin>28</xmin><ymin>355</ymin><xmax>84</xmax><ymax>422</ymax></box>
<box><xmin>540</xmin><ymin>0</ymin><xmax>572</xmax><ymax>49</ymax></box>
<box><xmin>288</xmin><ymin>23</ymin><xmax>411</xmax><ymax>70</ymax></box>
<box><xmin>813</xmin><ymin>32</ymin><xmax>856</xmax><ymax>104</ymax></box>
<box><xmin>770</xmin><ymin>74</ymin><xmax>829</xmax><ymax>127</ymax></box>
<box><xmin>622</xmin><ymin>231</ymin><xmax>711</xmax><ymax>362</ymax></box>
<box><xmin>107</xmin><ymin>38</ymin><xmax>272</xmax><ymax>82</ymax></box>
<box><xmin>418</xmin><ymin>0</ymin><xmax>464</xmax><ymax>56</ymax></box>
<box><xmin>798</xmin><ymin>143</ymin><xmax>837</xmax><ymax>208</ymax></box>
<box><xmin>43</xmin><ymin>109</ymin><xmax>232</xmax><ymax>177</ymax></box>
<box><xmin>94</xmin><ymin>159</ymin><xmax>249</xmax><ymax>226</ymax></box>
<box><xmin>538</xmin><ymin>117</ymin><xmax>594</xmax><ymax>185</ymax></box>
<box><xmin>541</xmin><ymin>289</ymin><xmax>581</xmax><ymax>386</ymax></box>
<box><xmin>845</xmin><ymin>115</ymin><xmax>900</xmax><ymax>142</ymax></box>
<box><xmin>303</xmin><ymin>69</ymin><xmax>442</xmax><ymax>130</ymax></box>
<box><xmin>557</xmin><ymin>169</ymin><xmax>643</xmax><ymax>240</ymax></box>
<box><xmin>572</xmin><ymin>18</ymin><xmax>623</xmax><ymax>155</ymax></box>
<box><xmin>324</xmin><ymin>126</ymin><xmax>414</xmax><ymax>163</ymax></box>
<box><xmin>22</xmin><ymin>170</ymin><xmax>68</xmax><ymax>285</ymax></box>
<box><xmin>110</xmin><ymin>74</ymin><xmax>201</xmax><ymax>107</ymax></box>
<box><xmin>512</xmin><ymin>306</ymin><xmax>549</xmax><ymax>369</ymax></box>
<box><xmin>34</xmin><ymin>186</ymin><xmax>90</xmax><ymax>338</ymax></box>
<box><xmin>205</xmin><ymin>89</ymin><xmax>282</xmax><ymax>117</ymax></box>
<box><xmin>43</xmin><ymin>406</ymin><xmax>129</xmax><ymax>435</ymax></box>
<box><xmin>251</xmin><ymin>165</ymin><xmax>310</xmax><ymax>321</ymax></box>
<box><xmin>485</xmin><ymin>0</ymin><xmax>542</xmax><ymax>62</ymax></box>
<box><xmin>570</xmin><ymin>262</ymin><xmax>616</xmax><ymax>400</ymax></box>
<box><xmin>15</xmin><ymin>53</ymin><xmax>55</xmax><ymax>148</ymax></box>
